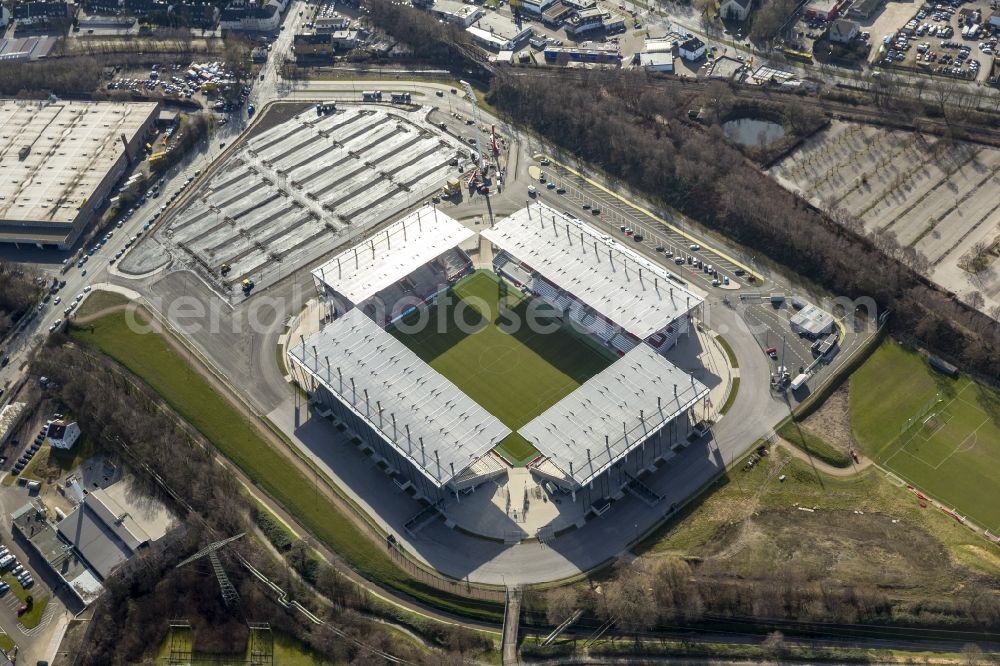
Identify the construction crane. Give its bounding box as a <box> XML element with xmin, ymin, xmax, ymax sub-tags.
<box><xmin>176</xmin><ymin>533</ymin><xmax>245</xmax><ymax>607</ymax></box>
<box><xmin>459</xmin><ymin>80</ymin><xmax>486</xmax><ymax>173</ymax></box>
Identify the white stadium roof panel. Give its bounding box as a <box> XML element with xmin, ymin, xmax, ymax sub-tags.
<box><xmin>312</xmin><ymin>205</ymin><xmax>474</xmax><ymax>305</ymax></box>
<box><xmin>288</xmin><ymin>309</ymin><xmax>511</xmax><ymax>487</ymax></box>
<box><xmin>481</xmin><ymin>203</ymin><xmax>703</xmax><ymax>339</ymax></box>
<box><xmin>519</xmin><ymin>343</ymin><xmax>709</xmax><ymax>488</ymax></box>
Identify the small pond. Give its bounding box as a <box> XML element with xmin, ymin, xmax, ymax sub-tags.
<box><xmin>722</xmin><ymin>117</ymin><xmax>786</xmax><ymax>146</ymax></box>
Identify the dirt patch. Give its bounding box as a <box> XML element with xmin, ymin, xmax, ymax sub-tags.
<box><xmin>244</xmin><ymin>101</ymin><xmax>313</xmax><ymax>142</ymax></box>
<box><xmin>697</xmin><ymin>509</ymin><xmax>958</xmax><ymax>591</ymax></box>
<box><xmin>801</xmin><ymin>382</ymin><xmax>855</xmax><ymax>453</ymax></box>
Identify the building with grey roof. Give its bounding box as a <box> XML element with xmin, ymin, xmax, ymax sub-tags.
<box><xmin>56</xmin><ymin>479</ymin><xmax>174</xmax><ymax>580</ymax></box>
<box><xmin>287</xmin><ymin>309</ymin><xmax>511</xmax><ymax>501</ymax></box>
<box><xmin>0</xmin><ymin>99</ymin><xmax>158</xmax><ymax>249</ymax></box>
<box><xmin>523</xmin><ymin>343</ymin><xmax>708</xmax><ymax>508</ymax></box>
<box><xmin>790</xmin><ymin>302</ymin><xmax>835</xmax><ymax>338</ymax></box>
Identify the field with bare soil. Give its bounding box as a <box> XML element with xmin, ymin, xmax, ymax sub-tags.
<box><xmin>770</xmin><ymin>121</ymin><xmax>1000</xmax><ymax>316</ymax></box>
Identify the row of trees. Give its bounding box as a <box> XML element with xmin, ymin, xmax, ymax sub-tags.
<box><xmin>544</xmin><ymin>555</ymin><xmax>1000</xmax><ymax>637</ymax></box>
<box><xmin>0</xmin><ymin>261</ymin><xmax>40</xmax><ymax>339</ymax></box>
<box><xmin>33</xmin><ymin>342</ymin><xmax>480</xmax><ymax>664</ymax></box>
<box><xmin>486</xmin><ymin>71</ymin><xmax>1000</xmax><ymax>382</ymax></box>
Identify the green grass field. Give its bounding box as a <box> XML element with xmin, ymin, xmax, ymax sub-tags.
<box><xmin>851</xmin><ymin>341</ymin><xmax>1000</xmax><ymax>531</ymax></box>
<box><xmin>389</xmin><ymin>272</ymin><xmax>616</xmax><ymax>465</ymax></box>
<box><xmin>69</xmin><ymin>311</ymin><xmax>505</xmax><ymax>621</ymax></box>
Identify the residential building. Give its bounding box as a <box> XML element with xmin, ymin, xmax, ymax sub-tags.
<box><xmin>13</xmin><ymin>0</ymin><xmax>72</xmax><ymax>20</ymax></box>
<box><xmin>294</xmin><ymin>32</ymin><xmax>332</xmax><ymax>59</ymax></box>
<box><xmin>678</xmin><ymin>36</ymin><xmax>706</xmax><ymax>60</ymax></box>
<box><xmin>720</xmin><ymin>0</ymin><xmax>752</xmax><ymax>20</ymax></box>
<box><xmin>313</xmin><ymin>14</ymin><xmax>349</xmax><ymax>31</ymax></box>
<box><xmin>828</xmin><ymin>17</ymin><xmax>859</xmax><ymax>42</ymax></box>
<box><xmin>219</xmin><ymin>1</ymin><xmax>280</xmax><ymax>32</ymax></box>
<box><xmin>45</xmin><ymin>419</ymin><xmax>81</xmax><ymax>450</ymax></box>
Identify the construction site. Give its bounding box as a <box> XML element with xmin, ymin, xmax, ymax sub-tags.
<box><xmin>147</xmin><ymin>103</ymin><xmax>480</xmax><ymax>300</ymax></box>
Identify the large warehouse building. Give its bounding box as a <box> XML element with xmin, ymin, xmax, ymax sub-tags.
<box><xmin>0</xmin><ymin>99</ymin><xmax>159</xmax><ymax>250</ymax></box>
<box><xmin>289</xmin><ymin>203</ymin><xmax>710</xmax><ymax>520</ymax></box>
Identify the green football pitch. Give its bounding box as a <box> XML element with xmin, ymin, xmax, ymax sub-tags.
<box><xmin>389</xmin><ymin>271</ymin><xmax>616</xmax><ymax>465</ymax></box>
<box><xmin>851</xmin><ymin>341</ymin><xmax>1000</xmax><ymax>531</ymax></box>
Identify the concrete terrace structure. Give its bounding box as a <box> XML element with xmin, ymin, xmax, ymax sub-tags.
<box><xmin>311</xmin><ymin>205</ymin><xmax>474</xmax><ymax>320</ymax></box>
<box><xmin>0</xmin><ymin>100</ymin><xmax>158</xmax><ymax>249</ymax></box>
<box><xmin>481</xmin><ymin>203</ymin><xmax>702</xmax><ymax>347</ymax></box>
<box><xmin>161</xmin><ymin>105</ymin><xmax>467</xmax><ymax>299</ymax></box>
<box><xmin>287</xmin><ymin>309</ymin><xmax>511</xmax><ymax>502</ymax></box>
<box><xmin>522</xmin><ymin>344</ymin><xmax>708</xmax><ymax>507</ymax></box>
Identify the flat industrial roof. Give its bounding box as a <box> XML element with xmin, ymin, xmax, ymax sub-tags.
<box><xmin>0</xmin><ymin>100</ymin><xmax>157</xmax><ymax>225</ymax></box>
<box><xmin>312</xmin><ymin>205</ymin><xmax>474</xmax><ymax>306</ymax></box>
<box><xmin>481</xmin><ymin>203</ymin><xmax>703</xmax><ymax>339</ymax></box>
<box><xmin>288</xmin><ymin>309</ymin><xmax>511</xmax><ymax>487</ymax></box>
<box><xmin>521</xmin><ymin>343</ymin><xmax>709</xmax><ymax>488</ymax></box>
<box><xmin>790</xmin><ymin>302</ymin><xmax>836</xmax><ymax>335</ymax></box>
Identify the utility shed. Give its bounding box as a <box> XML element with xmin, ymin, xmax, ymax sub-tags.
<box><xmin>789</xmin><ymin>302</ymin><xmax>835</xmax><ymax>338</ymax></box>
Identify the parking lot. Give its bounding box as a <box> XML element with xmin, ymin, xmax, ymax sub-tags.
<box><xmin>533</xmin><ymin>159</ymin><xmax>755</xmax><ymax>293</ymax></box>
<box><xmin>868</xmin><ymin>0</ymin><xmax>997</xmax><ymax>82</ymax></box>
<box><xmin>770</xmin><ymin>119</ymin><xmax>1000</xmax><ymax>315</ymax></box>
<box><xmin>155</xmin><ymin>104</ymin><xmax>469</xmax><ymax>300</ymax></box>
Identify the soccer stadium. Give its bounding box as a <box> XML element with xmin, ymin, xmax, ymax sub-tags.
<box><xmin>287</xmin><ymin>202</ymin><xmax>710</xmax><ymax>534</ymax></box>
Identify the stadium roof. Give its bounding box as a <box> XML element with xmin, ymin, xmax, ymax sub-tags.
<box><xmin>288</xmin><ymin>309</ymin><xmax>511</xmax><ymax>487</ymax></box>
<box><xmin>311</xmin><ymin>205</ymin><xmax>474</xmax><ymax>306</ymax></box>
<box><xmin>520</xmin><ymin>343</ymin><xmax>709</xmax><ymax>488</ymax></box>
<box><xmin>481</xmin><ymin>204</ymin><xmax>704</xmax><ymax>339</ymax></box>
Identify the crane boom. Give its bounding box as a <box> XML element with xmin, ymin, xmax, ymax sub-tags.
<box><xmin>459</xmin><ymin>80</ymin><xmax>485</xmax><ymax>172</ymax></box>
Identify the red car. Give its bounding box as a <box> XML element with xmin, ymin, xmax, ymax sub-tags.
<box><xmin>765</xmin><ymin>347</ymin><xmax>778</xmax><ymax>359</ymax></box>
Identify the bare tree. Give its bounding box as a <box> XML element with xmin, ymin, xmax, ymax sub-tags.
<box><xmin>545</xmin><ymin>586</ymin><xmax>580</xmax><ymax>626</ymax></box>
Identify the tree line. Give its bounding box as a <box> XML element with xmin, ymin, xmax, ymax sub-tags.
<box><xmin>486</xmin><ymin>71</ymin><xmax>1000</xmax><ymax>382</ymax></box>
<box><xmin>0</xmin><ymin>261</ymin><xmax>40</xmax><ymax>339</ymax></box>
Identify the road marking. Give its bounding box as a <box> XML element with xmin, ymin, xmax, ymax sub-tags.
<box><xmin>548</xmin><ymin>158</ymin><xmax>755</xmax><ymax>275</ymax></box>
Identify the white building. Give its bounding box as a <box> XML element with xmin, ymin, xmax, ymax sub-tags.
<box><xmin>429</xmin><ymin>0</ymin><xmax>484</xmax><ymax>27</ymax></box>
<box><xmin>466</xmin><ymin>13</ymin><xmax>532</xmax><ymax>51</ymax></box>
<box><xmin>828</xmin><ymin>17</ymin><xmax>859</xmax><ymax>43</ymax></box>
<box><xmin>678</xmin><ymin>36</ymin><xmax>706</xmax><ymax>60</ymax></box>
<box><xmin>219</xmin><ymin>2</ymin><xmax>280</xmax><ymax>32</ymax></box>
<box><xmin>517</xmin><ymin>0</ymin><xmax>558</xmax><ymax>14</ymax></box>
<box><xmin>639</xmin><ymin>50</ymin><xmax>674</xmax><ymax>72</ymax></box>
<box><xmin>720</xmin><ymin>0</ymin><xmax>752</xmax><ymax>20</ymax></box>
<box><xmin>45</xmin><ymin>420</ymin><xmax>81</xmax><ymax>451</ymax></box>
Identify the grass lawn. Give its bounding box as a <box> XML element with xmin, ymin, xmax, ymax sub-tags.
<box><xmin>157</xmin><ymin>629</ymin><xmax>335</xmax><ymax>665</ymax></box>
<box><xmin>69</xmin><ymin>311</ymin><xmax>504</xmax><ymax>621</ymax></box>
<box><xmin>778</xmin><ymin>419</ymin><xmax>851</xmax><ymax>468</ymax></box>
<box><xmin>2</xmin><ymin>574</ymin><xmax>48</xmax><ymax>630</ymax></box>
<box><xmin>637</xmin><ymin>446</ymin><xmax>1000</xmax><ymax>583</ymax></box>
<box><xmin>390</xmin><ymin>272</ymin><xmax>616</xmax><ymax>466</ymax></box>
<box><xmin>851</xmin><ymin>340</ymin><xmax>1000</xmax><ymax>531</ymax></box>
<box><xmin>73</xmin><ymin>289</ymin><xmax>129</xmax><ymax>319</ymax></box>
<box><xmin>0</xmin><ymin>633</ymin><xmax>12</xmax><ymax>652</ymax></box>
